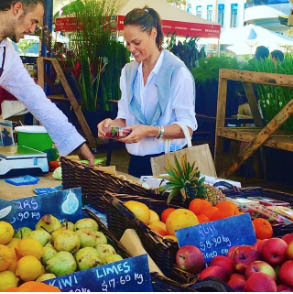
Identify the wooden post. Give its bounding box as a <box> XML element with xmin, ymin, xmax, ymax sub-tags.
<box><xmin>37</xmin><ymin>57</ymin><xmax>97</xmax><ymax>148</ymax></box>
<box><xmin>223</xmin><ymin>99</ymin><xmax>293</xmax><ymax>177</ymax></box>
<box><xmin>214</xmin><ymin>69</ymin><xmax>228</xmax><ymax>173</ymax></box>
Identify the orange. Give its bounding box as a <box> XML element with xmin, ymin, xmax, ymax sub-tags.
<box><xmin>252</xmin><ymin>218</ymin><xmax>273</xmax><ymax>240</ymax></box>
<box><xmin>149</xmin><ymin>210</ymin><xmax>160</xmax><ymax>223</ymax></box>
<box><xmin>148</xmin><ymin>221</ymin><xmax>167</xmax><ymax>236</ymax></box>
<box><xmin>188</xmin><ymin>199</ymin><xmax>212</xmax><ymax>215</ymax></box>
<box><xmin>203</xmin><ymin>206</ymin><xmax>219</xmax><ymax>219</ymax></box>
<box><xmin>16</xmin><ymin>239</ymin><xmax>44</xmax><ymax>260</ymax></box>
<box><xmin>196</xmin><ymin>214</ymin><xmax>210</xmax><ymax>224</ymax></box>
<box><xmin>166</xmin><ymin>209</ymin><xmax>199</xmax><ymax>235</ymax></box>
<box><xmin>124</xmin><ymin>200</ymin><xmax>150</xmax><ymax>225</ymax></box>
<box><xmin>0</xmin><ymin>245</ymin><xmax>16</xmax><ymax>271</ymax></box>
<box><xmin>161</xmin><ymin>208</ymin><xmax>176</xmax><ymax>223</ymax></box>
<box><xmin>216</xmin><ymin>201</ymin><xmax>240</xmax><ymax>216</ymax></box>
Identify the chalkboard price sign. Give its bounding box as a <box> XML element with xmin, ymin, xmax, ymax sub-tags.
<box><xmin>45</xmin><ymin>254</ymin><xmax>153</xmax><ymax>292</ymax></box>
<box><xmin>1</xmin><ymin>188</ymin><xmax>83</xmax><ymax>230</ymax></box>
<box><xmin>176</xmin><ymin>213</ymin><xmax>257</xmax><ymax>262</ymax></box>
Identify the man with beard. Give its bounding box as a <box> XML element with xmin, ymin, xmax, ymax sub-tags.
<box><xmin>0</xmin><ymin>0</ymin><xmax>95</xmax><ymax>165</ymax></box>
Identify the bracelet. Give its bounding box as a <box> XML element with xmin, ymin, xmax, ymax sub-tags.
<box><xmin>158</xmin><ymin>126</ymin><xmax>165</xmax><ymax>139</ymax></box>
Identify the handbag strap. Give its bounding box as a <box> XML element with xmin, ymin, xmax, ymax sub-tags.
<box><xmin>164</xmin><ymin>122</ymin><xmax>192</xmax><ymax>154</ymax></box>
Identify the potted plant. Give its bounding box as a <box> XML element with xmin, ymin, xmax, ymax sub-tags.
<box><xmin>58</xmin><ymin>0</ymin><xmax>129</xmax><ymax>133</ymax></box>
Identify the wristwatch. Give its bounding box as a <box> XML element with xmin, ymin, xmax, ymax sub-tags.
<box><xmin>156</xmin><ymin>126</ymin><xmax>165</xmax><ymax>139</ymax></box>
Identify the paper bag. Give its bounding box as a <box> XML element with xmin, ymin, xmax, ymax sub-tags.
<box><xmin>151</xmin><ymin>143</ymin><xmax>217</xmax><ymax>177</ymax></box>
<box><xmin>151</xmin><ymin>122</ymin><xmax>217</xmax><ymax>177</ymax></box>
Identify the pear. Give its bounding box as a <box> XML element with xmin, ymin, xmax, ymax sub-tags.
<box><xmin>36</xmin><ymin>214</ymin><xmax>62</xmax><ymax>233</ymax></box>
<box><xmin>62</xmin><ymin>221</ymin><xmax>75</xmax><ymax>231</ymax></box>
<box><xmin>95</xmin><ymin>231</ymin><xmax>107</xmax><ymax>246</ymax></box>
<box><xmin>96</xmin><ymin>244</ymin><xmax>116</xmax><ymax>263</ymax></box>
<box><xmin>27</xmin><ymin>229</ymin><xmax>51</xmax><ymax>246</ymax></box>
<box><xmin>46</xmin><ymin>251</ymin><xmax>77</xmax><ymax>277</ymax></box>
<box><xmin>51</xmin><ymin>227</ymin><xmax>67</xmax><ymax>242</ymax></box>
<box><xmin>74</xmin><ymin>218</ymin><xmax>98</xmax><ymax>231</ymax></box>
<box><xmin>42</xmin><ymin>245</ymin><xmax>57</xmax><ymax>264</ymax></box>
<box><xmin>36</xmin><ymin>273</ymin><xmax>56</xmax><ymax>282</ymax></box>
<box><xmin>75</xmin><ymin>247</ymin><xmax>102</xmax><ymax>271</ymax></box>
<box><xmin>54</xmin><ymin>230</ymin><xmax>80</xmax><ymax>253</ymax></box>
<box><xmin>104</xmin><ymin>254</ymin><xmax>123</xmax><ymax>264</ymax></box>
<box><xmin>14</xmin><ymin>227</ymin><xmax>32</xmax><ymax>239</ymax></box>
<box><xmin>77</xmin><ymin>229</ymin><xmax>96</xmax><ymax>248</ymax></box>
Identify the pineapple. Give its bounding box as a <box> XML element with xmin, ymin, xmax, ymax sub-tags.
<box><xmin>159</xmin><ymin>154</ymin><xmax>207</xmax><ymax>205</ymax></box>
<box><xmin>159</xmin><ymin>154</ymin><xmax>226</xmax><ymax>206</ymax></box>
<box><xmin>204</xmin><ymin>184</ymin><xmax>226</xmax><ymax>206</ymax></box>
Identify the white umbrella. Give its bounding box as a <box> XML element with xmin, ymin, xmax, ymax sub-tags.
<box><xmin>221</xmin><ymin>24</ymin><xmax>293</xmax><ymax>55</ymax></box>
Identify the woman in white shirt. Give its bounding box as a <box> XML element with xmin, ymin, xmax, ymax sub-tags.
<box><xmin>98</xmin><ymin>6</ymin><xmax>197</xmax><ymax>177</ymax></box>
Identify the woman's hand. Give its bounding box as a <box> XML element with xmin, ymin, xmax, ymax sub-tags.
<box><xmin>119</xmin><ymin>125</ymin><xmax>157</xmax><ymax>144</ymax></box>
<box><xmin>97</xmin><ymin>118</ymin><xmax>114</xmax><ymax>139</ymax></box>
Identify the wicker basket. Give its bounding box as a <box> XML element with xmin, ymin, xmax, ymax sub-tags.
<box><xmin>102</xmin><ymin>191</ymin><xmax>199</xmax><ymax>283</ymax></box>
<box><xmin>223</xmin><ymin>187</ymin><xmax>293</xmax><ymax>237</ymax></box>
<box><xmin>86</xmin><ymin>208</ymin><xmax>205</xmax><ymax>291</ymax></box>
<box><xmin>61</xmin><ymin>157</ymin><xmax>159</xmax><ymax>212</ymax></box>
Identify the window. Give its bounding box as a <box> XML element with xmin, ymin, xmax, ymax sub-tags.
<box><xmin>218</xmin><ymin>4</ymin><xmax>225</xmax><ymax>27</ymax></box>
<box><xmin>187</xmin><ymin>4</ymin><xmax>192</xmax><ymax>13</ymax></box>
<box><xmin>230</xmin><ymin>3</ymin><xmax>238</xmax><ymax>28</ymax></box>
<box><xmin>207</xmin><ymin>5</ymin><xmax>213</xmax><ymax>22</ymax></box>
<box><xmin>196</xmin><ymin>5</ymin><xmax>202</xmax><ymax>18</ymax></box>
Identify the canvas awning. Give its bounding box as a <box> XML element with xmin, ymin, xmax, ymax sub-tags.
<box><xmin>55</xmin><ymin>0</ymin><xmax>221</xmax><ymax>38</ymax></box>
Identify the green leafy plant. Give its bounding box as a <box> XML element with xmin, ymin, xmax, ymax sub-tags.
<box><xmin>244</xmin><ymin>56</ymin><xmax>293</xmax><ymax>131</ymax></box>
<box><xmin>167</xmin><ymin>33</ymin><xmax>202</xmax><ymax>70</ymax></box>
<box><xmin>62</xmin><ymin>0</ymin><xmax>129</xmax><ymax>111</ymax></box>
<box><xmin>159</xmin><ymin>154</ymin><xmax>206</xmax><ymax>205</ymax></box>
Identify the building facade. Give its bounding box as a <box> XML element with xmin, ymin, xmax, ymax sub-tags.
<box><xmin>186</xmin><ymin>0</ymin><xmax>290</xmax><ymax>33</ymax></box>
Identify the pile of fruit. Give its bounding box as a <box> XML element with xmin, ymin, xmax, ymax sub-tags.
<box><xmin>0</xmin><ymin>214</ymin><xmax>123</xmax><ymax>291</ymax></box>
<box><xmin>176</xmin><ymin>233</ymin><xmax>293</xmax><ymax>292</ymax></box>
<box><xmin>124</xmin><ymin>199</ymin><xmax>243</xmax><ymax>239</ymax></box>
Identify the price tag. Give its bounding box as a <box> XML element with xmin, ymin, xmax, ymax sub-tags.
<box><xmin>176</xmin><ymin>213</ymin><xmax>257</xmax><ymax>262</ymax></box>
<box><xmin>0</xmin><ymin>198</ymin><xmax>17</xmax><ymax>221</ymax></box>
<box><xmin>1</xmin><ymin>188</ymin><xmax>83</xmax><ymax>230</ymax></box>
<box><xmin>45</xmin><ymin>254</ymin><xmax>153</xmax><ymax>292</ymax></box>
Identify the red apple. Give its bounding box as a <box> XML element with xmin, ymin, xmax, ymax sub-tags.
<box><xmin>287</xmin><ymin>240</ymin><xmax>293</xmax><ymax>259</ymax></box>
<box><xmin>176</xmin><ymin>245</ymin><xmax>204</xmax><ymax>274</ymax></box>
<box><xmin>233</xmin><ymin>245</ymin><xmax>259</xmax><ymax>273</ymax></box>
<box><xmin>211</xmin><ymin>255</ymin><xmax>234</xmax><ymax>277</ymax></box>
<box><xmin>262</xmin><ymin>238</ymin><xmax>288</xmax><ymax>266</ymax></box>
<box><xmin>253</xmin><ymin>239</ymin><xmax>267</xmax><ymax>253</ymax></box>
<box><xmin>282</xmin><ymin>233</ymin><xmax>293</xmax><ymax>245</ymax></box>
<box><xmin>227</xmin><ymin>273</ymin><xmax>246</xmax><ymax>292</ymax></box>
<box><xmin>277</xmin><ymin>284</ymin><xmax>293</xmax><ymax>292</ymax></box>
<box><xmin>199</xmin><ymin>265</ymin><xmax>228</xmax><ymax>281</ymax></box>
<box><xmin>227</xmin><ymin>245</ymin><xmax>239</xmax><ymax>259</ymax></box>
<box><xmin>244</xmin><ymin>272</ymin><xmax>277</xmax><ymax>292</ymax></box>
<box><xmin>280</xmin><ymin>260</ymin><xmax>293</xmax><ymax>287</ymax></box>
<box><xmin>245</xmin><ymin>260</ymin><xmax>276</xmax><ymax>280</ymax></box>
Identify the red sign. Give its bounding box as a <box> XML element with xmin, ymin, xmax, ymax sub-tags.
<box><xmin>56</xmin><ymin>15</ymin><xmax>221</xmax><ymax>39</ymax></box>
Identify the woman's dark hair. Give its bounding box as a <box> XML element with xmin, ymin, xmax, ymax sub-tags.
<box><xmin>0</xmin><ymin>0</ymin><xmax>44</xmax><ymax>12</ymax></box>
<box><xmin>255</xmin><ymin>46</ymin><xmax>269</xmax><ymax>61</ymax></box>
<box><xmin>124</xmin><ymin>6</ymin><xmax>164</xmax><ymax>50</ymax></box>
<box><xmin>271</xmin><ymin>49</ymin><xmax>284</xmax><ymax>62</ymax></box>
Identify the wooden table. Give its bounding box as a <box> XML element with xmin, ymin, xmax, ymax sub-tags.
<box><xmin>0</xmin><ymin>173</ymin><xmax>60</xmax><ymax>200</ymax></box>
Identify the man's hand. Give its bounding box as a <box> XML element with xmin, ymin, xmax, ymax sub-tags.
<box><xmin>77</xmin><ymin>143</ymin><xmax>95</xmax><ymax>167</ymax></box>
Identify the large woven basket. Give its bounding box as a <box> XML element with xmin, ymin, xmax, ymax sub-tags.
<box><xmin>223</xmin><ymin>187</ymin><xmax>293</xmax><ymax>237</ymax></box>
<box><xmin>102</xmin><ymin>191</ymin><xmax>198</xmax><ymax>283</ymax></box>
<box><xmin>85</xmin><ymin>209</ymin><xmax>200</xmax><ymax>291</ymax></box>
<box><xmin>61</xmin><ymin>157</ymin><xmax>159</xmax><ymax>212</ymax></box>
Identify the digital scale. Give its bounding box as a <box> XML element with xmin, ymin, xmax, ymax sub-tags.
<box><xmin>0</xmin><ymin>145</ymin><xmax>49</xmax><ymax>176</ymax></box>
